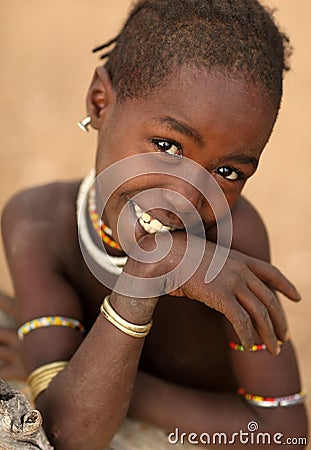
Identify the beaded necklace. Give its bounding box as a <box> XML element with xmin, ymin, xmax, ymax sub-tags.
<box><xmin>88</xmin><ymin>184</ymin><xmax>122</xmax><ymax>251</ymax></box>
<box><xmin>76</xmin><ymin>170</ymin><xmax>127</xmax><ymax>274</ymax></box>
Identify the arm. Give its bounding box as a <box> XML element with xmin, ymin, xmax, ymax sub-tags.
<box><xmin>1</xmin><ymin>187</ymin><xmax>158</xmax><ymax>450</ymax></box>
<box><xmin>129</xmin><ymin>197</ymin><xmax>308</xmax><ymax>448</ymax></box>
<box><xmin>129</xmin><ymin>355</ymin><xmax>307</xmax><ymax>449</ymax></box>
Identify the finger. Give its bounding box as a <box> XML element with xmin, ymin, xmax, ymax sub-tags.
<box><xmin>246</xmin><ymin>258</ymin><xmax>300</xmax><ymax>301</ymax></box>
<box><xmin>0</xmin><ymin>328</ymin><xmax>19</xmax><ymax>346</ymax></box>
<box><xmin>0</xmin><ymin>290</ymin><xmax>16</xmax><ymax>316</ymax></box>
<box><xmin>236</xmin><ymin>286</ymin><xmax>280</xmax><ymax>355</ymax></box>
<box><xmin>248</xmin><ymin>275</ymin><xmax>288</xmax><ymax>343</ymax></box>
<box><xmin>0</xmin><ymin>345</ymin><xmax>19</xmax><ymax>363</ymax></box>
<box><xmin>0</xmin><ymin>364</ymin><xmax>27</xmax><ymax>382</ymax></box>
<box><xmin>218</xmin><ymin>294</ymin><xmax>255</xmax><ymax>351</ymax></box>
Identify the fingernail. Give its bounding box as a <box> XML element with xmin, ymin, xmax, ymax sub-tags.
<box><xmin>284</xmin><ymin>331</ymin><xmax>291</xmax><ymax>342</ymax></box>
<box><xmin>276</xmin><ymin>344</ymin><xmax>281</xmax><ymax>355</ymax></box>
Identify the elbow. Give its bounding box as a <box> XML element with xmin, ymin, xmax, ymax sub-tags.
<box><xmin>42</xmin><ymin>415</ymin><xmax>117</xmax><ymax>450</ymax></box>
<box><xmin>37</xmin><ymin>393</ymin><xmax>123</xmax><ymax>450</ymax></box>
<box><xmin>45</xmin><ymin>425</ymin><xmax>115</xmax><ymax>450</ymax></box>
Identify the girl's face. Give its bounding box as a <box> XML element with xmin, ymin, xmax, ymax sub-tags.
<box><xmin>94</xmin><ymin>66</ymin><xmax>277</xmax><ymax>245</ymax></box>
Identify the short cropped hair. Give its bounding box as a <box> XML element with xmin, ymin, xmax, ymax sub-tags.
<box><xmin>94</xmin><ymin>0</ymin><xmax>291</xmax><ymax>108</ymax></box>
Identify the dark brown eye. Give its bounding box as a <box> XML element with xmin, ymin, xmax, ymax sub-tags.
<box><xmin>216</xmin><ymin>166</ymin><xmax>240</xmax><ymax>180</ymax></box>
<box><xmin>152</xmin><ymin>139</ymin><xmax>183</xmax><ymax>159</ymax></box>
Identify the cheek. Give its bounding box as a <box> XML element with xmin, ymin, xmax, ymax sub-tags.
<box><xmin>225</xmin><ymin>184</ymin><xmax>245</xmax><ymax>208</ymax></box>
<box><xmin>95</xmin><ymin>149</ymin><xmax>111</xmax><ymax>175</ymax></box>
<box><xmin>95</xmin><ymin>129</ymin><xmax>127</xmax><ymax>174</ymax></box>
<box><xmin>202</xmin><ymin>183</ymin><xmax>244</xmax><ymax>225</ymax></box>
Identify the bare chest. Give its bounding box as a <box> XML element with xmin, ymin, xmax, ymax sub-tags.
<box><xmin>140</xmin><ymin>296</ymin><xmax>237</xmax><ymax>391</ymax></box>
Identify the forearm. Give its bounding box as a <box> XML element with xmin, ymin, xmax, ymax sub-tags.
<box><xmin>129</xmin><ymin>371</ymin><xmax>308</xmax><ymax>449</ymax></box>
<box><xmin>36</xmin><ymin>293</ymin><xmax>158</xmax><ymax>450</ymax></box>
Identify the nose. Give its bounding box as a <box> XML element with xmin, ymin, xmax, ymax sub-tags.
<box><xmin>160</xmin><ymin>180</ymin><xmax>202</xmax><ymax>214</ymax></box>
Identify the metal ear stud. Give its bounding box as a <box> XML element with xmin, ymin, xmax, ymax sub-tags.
<box><xmin>77</xmin><ymin>116</ymin><xmax>91</xmax><ymax>132</ymax></box>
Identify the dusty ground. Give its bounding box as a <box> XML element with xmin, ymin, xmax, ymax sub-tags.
<box><xmin>0</xmin><ymin>0</ymin><xmax>310</xmax><ymax>445</ymax></box>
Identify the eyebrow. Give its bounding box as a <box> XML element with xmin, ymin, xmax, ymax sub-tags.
<box><xmin>154</xmin><ymin>116</ymin><xmax>259</xmax><ymax>168</ymax></box>
<box><xmin>215</xmin><ymin>153</ymin><xmax>259</xmax><ymax>168</ymax></box>
<box><xmin>157</xmin><ymin>116</ymin><xmax>205</xmax><ymax>146</ymax></box>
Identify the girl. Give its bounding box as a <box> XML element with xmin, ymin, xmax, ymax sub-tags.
<box><xmin>1</xmin><ymin>0</ymin><xmax>308</xmax><ymax>448</ymax></box>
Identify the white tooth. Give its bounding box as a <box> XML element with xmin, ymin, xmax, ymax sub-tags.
<box><xmin>160</xmin><ymin>225</ymin><xmax>172</xmax><ymax>232</ymax></box>
<box><xmin>134</xmin><ymin>203</ymin><xmax>143</xmax><ymax>214</ymax></box>
<box><xmin>139</xmin><ymin>218</ymin><xmax>155</xmax><ymax>234</ymax></box>
<box><xmin>134</xmin><ymin>210</ymin><xmax>141</xmax><ymax>220</ymax></box>
<box><xmin>150</xmin><ymin>219</ymin><xmax>164</xmax><ymax>231</ymax></box>
<box><xmin>141</xmin><ymin>213</ymin><xmax>151</xmax><ymax>223</ymax></box>
<box><xmin>139</xmin><ymin>218</ymin><xmax>149</xmax><ymax>230</ymax></box>
<box><xmin>142</xmin><ymin>222</ymin><xmax>152</xmax><ymax>233</ymax></box>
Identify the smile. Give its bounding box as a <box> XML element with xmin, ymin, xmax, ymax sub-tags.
<box><xmin>131</xmin><ymin>200</ymin><xmax>175</xmax><ymax>234</ymax></box>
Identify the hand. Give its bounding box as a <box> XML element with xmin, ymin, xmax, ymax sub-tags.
<box><xmin>0</xmin><ymin>290</ymin><xmax>17</xmax><ymax>318</ymax></box>
<box><xmin>0</xmin><ymin>291</ymin><xmax>27</xmax><ymax>381</ymax></box>
<box><xmin>125</xmin><ymin>233</ymin><xmax>300</xmax><ymax>355</ymax></box>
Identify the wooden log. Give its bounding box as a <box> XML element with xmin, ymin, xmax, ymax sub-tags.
<box><xmin>0</xmin><ymin>379</ymin><xmax>53</xmax><ymax>450</ymax></box>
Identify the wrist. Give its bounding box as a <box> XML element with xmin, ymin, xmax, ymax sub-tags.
<box><xmin>124</xmin><ymin>232</ymin><xmax>188</xmax><ymax>279</ymax></box>
<box><xmin>109</xmin><ymin>292</ymin><xmax>158</xmax><ymax>325</ymax></box>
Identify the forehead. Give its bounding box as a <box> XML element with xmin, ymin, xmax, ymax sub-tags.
<box><xmin>111</xmin><ymin>66</ymin><xmax>277</xmax><ymax>154</ymax></box>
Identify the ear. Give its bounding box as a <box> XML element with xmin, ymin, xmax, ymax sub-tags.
<box><xmin>86</xmin><ymin>66</ymin><xmax>116</xmax><ymax>130</ymax></box>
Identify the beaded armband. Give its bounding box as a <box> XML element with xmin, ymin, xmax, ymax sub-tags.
<box><xmin>17</xmin><ymin>316</ymin><xmax>85</xmax><ymax>340</ymax></box>
<box><xmin>238</xmin><ymin>387</ymin><xmax>305</xmax><ymax>408</ymax></box>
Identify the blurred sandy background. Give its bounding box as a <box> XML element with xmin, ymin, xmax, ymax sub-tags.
<box><xmin>0</xmin><ymin>0</ymin><xmax>310</xmax><ymax>443</ymax></box>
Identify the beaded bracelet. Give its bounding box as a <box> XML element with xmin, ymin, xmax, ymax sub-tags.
<box><xmin>27</xmin><ymin>361</ymin><xmax>68</xmax><ymax>402</ymax></box>
<box><xmin>100</xmin><ymin>295</ymin><xmax>152</xmax><ymax>338</ymax></box>
<box><xmin>17</xmin><ymin>316</ymin><xmax>86</xmax><ymax>341</ymax></box>
<box><xmin>229</xmin><ymin>341</ymin><xmax>268</xmax><ymax>352</ymax></box>
<box><xmin>237</xmin><ymin>387</ymin><xmax>305</xmax><ymax>408</ymax></box>
<box><xmin>229</xmin><ymin>341</ymin><xmax>284</xmax><ymax>352</ymax></box>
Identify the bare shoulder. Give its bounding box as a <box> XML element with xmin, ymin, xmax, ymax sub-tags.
<box><xmin>2</xmin><ymin>180</ymin><xmax>79</xmax><ymax>219</ymax></box>
<box><xmin>230</xmin><ymin>195</ymin><xmax>270</xmax><ymax>261</ymax></box>
<box><xmin>1</xmin><ymin>180</ymin><xmax>81</xmax><ymax>265</ymax></box>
